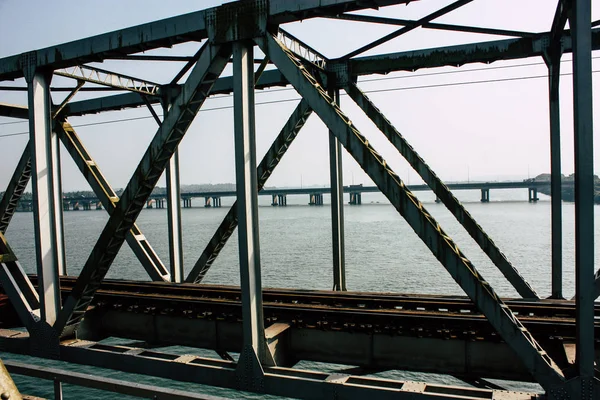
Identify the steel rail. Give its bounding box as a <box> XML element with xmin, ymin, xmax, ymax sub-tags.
<box><xmin>21</xmin><ymin>276</ymin><xmax>599</xmax><ymax>320</ymax></box>
<box><xmin>47</xmin><ymin>285</ymin><xmax>600</xmax><ymax>341</ymax></box>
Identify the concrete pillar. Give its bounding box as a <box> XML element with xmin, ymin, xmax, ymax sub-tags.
<box><xmin>528</xmin><ymin>188</ymin><xmax>539</xmax><ymax>202</ymax></box>
<box><xmin>480</xmin><ymin>188</ymin><xmax>490</xmax><ymax>203</ymax></box>
<box><xmin>204</xmin><ymin>197</ymin><xmax>211</xmax><ymax>208</ymax></box>
<box><xmin>271</xmin><ymin>194</ymin><xmax>278</xmax><ymax>206</ymax></box>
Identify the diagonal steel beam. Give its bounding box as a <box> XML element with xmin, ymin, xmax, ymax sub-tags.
<box><xmin>258</xmin><ymin>33</ymin><xmax>565</xmax><ymax>390</ymax></box>
<box><xmin>341</xmin><ymin>0</ymin><xmax>473</xmax><ymax>59</ymax></box>
<box><xmin>55</xmin><ymin>120</ymin><xmax>170</xmax><ymax>282</ymax></box>
<box><xmin>325</xmin><ymin>13</ymin><xmax>538</xmax><ymax>38</ymax></box>
<box><xmin>0</xmin><ymin>143</ymin><xmax>32</xmax><ymax>234</ymax></box>
<box><xmin>54</xmin><ymin>65</ymin><xmax>160</xmax><ymax>96</ymax></box>
<box><xmin>0</xmin><ymin>232</ymin><xmax>39</xmax><ymax>331</ymax></box>
<box><xmin>345</xmin><ymin>84</ymin><xmax>539</xmax><ymax>299</ymax></box>
<box><xmin>185</xmin><ymin>99</ymin><xmax>312</xmax><ymax>283</ymax></box>
<box><xmin>54</xmin><ymin>42</ymin><xmax>232</xmax><ymax>337</ymax></box>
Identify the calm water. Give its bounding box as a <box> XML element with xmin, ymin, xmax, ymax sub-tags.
<box><xmin>2</xmin><ymin>189</ymin><xmax>599</xmax><ymax>398</ymax></box>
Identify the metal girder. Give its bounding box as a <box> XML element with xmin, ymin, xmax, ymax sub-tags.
<box><xmin>341</xmin><ymin>0</ymin><xmax>473</xmax><ymax>59</ymax></box>
<box><xmin>0</xmin><ymin>143</ymin><xmax>31</xmax><ymax>234</ymax></box>
<box><xmin>63</xmin><ymin>69</ymin><xmax>289</xmax><ymax>117</ymax></box>
<box><xmin>345</xmin><ymin>84</ymin><xmax>538</xmax><ymax>299</ymax></box>
<box><xmin>258</xmin><ymin>32</ymin><xmax>565</xmax><ymax>390</ymax></box>
<box><xmin>54</xmin><ymin>120</ymin><xmax>170</xmax><ymax>282</ymax></box>
<box><xmin>277</xmin><ymin>29</ymin><xmax>327</xmax><ymax>69</ymax></box>
<box><xmin>0</xmin><ymin>333</ymin><xmax>540</xmax><ymax>400</ymax></box>
<box><xmin>0</xmin><ymin>103</ymin><xmax>28</xmax><ymax>119</ymax></box>
<box><xmin>54</xmin><ymin>65</ymin><xmax>160</xmax><ymax>96</ymax></box>
<box><xmin>54</xmin><ymin>42</ymin><xmax>232</xmax><ymax>337</ymax></box>
<box><xmin>4</xmin><ymin>361</ymin><xmax>227</xmax><ymax>400</ymax></box>
<box><xmin>186</xmin><ymin>99</ymin><xmax>312</xmax><ymax>283</ymax></box>
<box><xmin>350</xmin><ymin>28</ymin><xmax>600</xmax><ymax>75</ymax></box>
<box><xmin>0</xmin><ymin>232</ymin><xmax>39</xmax><ymax>331</ymax></box>
<box><xmin>49</xmin><ymin>27</ymin><xmax>599</xmax><ymax>120</ymax></box>
<box><xmin>47</xmin><ymin>27</ymin><xmax>600</xmax><ymax>118</ymax></box>
<box><xmin>0</xmin><ymin>0</ymin><xmax>411</xmax><ymax>82</ymax></box>
<box><xmin>325</xmin><ymin>13</ymin><xmax>538</xmax><ymax>38</ymax></box>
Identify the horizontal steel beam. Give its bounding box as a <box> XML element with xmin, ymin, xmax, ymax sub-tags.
<box><xmin>349</xmin><ymin>28</ymin><xmax>600</xmax><ymax>75</ymax></box>
<box><xmin>54</xmin><ymin>65</ymin><xmax>160</xmax><ymax>96</ymax></box>
<box><xmin>5</xmin><ymin>360</ymin><xmax>227</xmax><ymax>400</ymax></box>
<box><xmin>62</xmin><ymin>69</ymin><xmax>289</xmax><ymax>117</ymax></box>
<box><xmin>0</xmin><ymin>0</ymin><xmax>410</xmax><ymax>82</ymax></box>
<box><xmin>5</xmin><ymin>30</ymin><xmax>599</xmax><ymax>118</ymax></box>
<box><xmin>0</xmin><ymin>330</ymin><xmax>539</xmax><ymax>400</ymax></box>
<box><xmin>78</xmin><ymin>306</ymin><xmax>575</xmax><ymax>382</ymax></box>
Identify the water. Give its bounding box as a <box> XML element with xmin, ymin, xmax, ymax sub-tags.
<box><xmin>2</xmin><ymin>189</ymin><xmax>599</xmax><ymax>398</ymax></box>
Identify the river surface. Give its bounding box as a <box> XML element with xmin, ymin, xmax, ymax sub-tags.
<box><xmin>1</xmin><ymin>189</ymin><xmax>599</xmax><ymax>398</ymax></box>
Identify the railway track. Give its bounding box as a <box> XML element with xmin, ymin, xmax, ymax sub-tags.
<box><xmin>47</xmin><ymin>275</ymin><xmax>597</xmax><ymax>320</ymax></box>
<box><xmin>16</xmin><ymin>276</ymin><xmax>595</xmax><ymax>342</ymax></box>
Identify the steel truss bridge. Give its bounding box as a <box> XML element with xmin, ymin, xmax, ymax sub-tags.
<box><xmin>0</xmin><ymin>0</ymin><xmax>597</xmax><ymax>399</ymax></box>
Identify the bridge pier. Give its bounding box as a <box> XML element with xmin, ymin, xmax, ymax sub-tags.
<box><xmin>271</xmin><ymin>194</ymin><xmax>287</xmax><ymax>206</ymax></box>
<box><xmin>146</xmin><ymin>199</ymin><xmax>154</xmax><ymax>209</ymax></box>
<box><xmin>204</xmin><ymin>196</ymin><xmax>211</xmax><ymax>208</ymax></box>
<box><xmin>95</xmin><ymin>202</ymin><xmax>103</xmax><ymax>210</ymax></box>
<box><xmin>528</xmin><ymin>188</ymin><xmax>539</xmax><ymax>202</ymax></box>
<box><xmin>309</xmin><ymin>193</ymin><xmax>323</xmax><ymax>206</ymax></box>
<box><xmin>182</xmin><ymin>198</ymin><xmax>192</xmax><ymax>208</ymax></box>
<box><xmin>211</xmin><ymin>197</ymin><xmax>221</xmax><ymax>208</ymax></box>
<box><xmin>349</xmin><ymin>192</ymin><xmax>362</xmax><ymax>205</ymax></box>
<box><xmin>480</xmin><ymin>188</ymin><xmax>490</xmax><ymax>203</ymax></box>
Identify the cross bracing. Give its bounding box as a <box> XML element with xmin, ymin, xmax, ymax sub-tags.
<box><xmin>0</xmin><ymin>1</ymin><xmax>597</xmax><ymax>399</ymax></box>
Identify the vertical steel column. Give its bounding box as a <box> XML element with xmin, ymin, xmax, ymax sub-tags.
<box><xmin>571</xmin><ymin>0</ymin><xmax>594</xmax><ymax>380</ymax></box>
<box><xmin>548</xmin><ymin>60</ymin><xmax>563</xmax><ymax>299</ymax></box>
<box><xmin>26</xmin><ymin>70</ymin><xmax>61</xmax><ymax>325</ymax></box>
<box><xmin>52</xmin><ymin>123</ymin><xmax>66</xmax><ymax>276</ymax></box>
<box><xmin>233</xmin><ymin>41</ymin><xmax>267</xmax><ymax>364</ymax></box>
<box><xmin>164</xmin><ymin>100</ymin><xmax>184</xmax><ymax>283</ymax></box>
<box><xmin>328</xmin><ymin>89</ymin><xmax>346</xmax><ymax>291</ymax></box>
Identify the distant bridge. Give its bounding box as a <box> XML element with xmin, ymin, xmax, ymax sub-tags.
<box><xmin>55</xmin><ymin>180</ymin><xmax>554</xmax><ymax>210</ymax></box>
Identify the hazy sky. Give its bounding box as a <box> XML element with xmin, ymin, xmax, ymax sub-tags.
<box><xmin>0</xmin><ymin>0</ymin><xmax>599</xmax><ymax>192</ymax></box>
